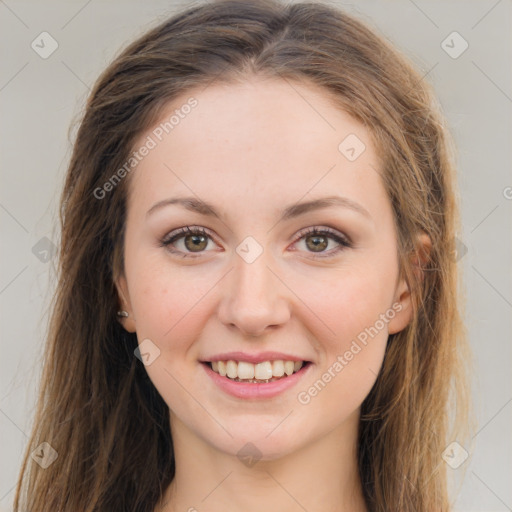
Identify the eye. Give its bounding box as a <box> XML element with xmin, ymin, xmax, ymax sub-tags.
<box><xmin>160</xmin><ymin>226</ymin><xmax>218</xmax><ymax>257</ymax></box>
<box><xmin>292</xmin><ymin>226</ymin><xmax>352</xmax><ymax>258</ymax></box>
<box><xmin>160</xmin><ymin>225</ymin><xmax>352</xmax><ymax>259</ymax></box>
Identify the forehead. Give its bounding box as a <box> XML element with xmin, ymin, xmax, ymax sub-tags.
<box><xmin>126</xmin><ymin>77</ymin><xmax>388</xmax><ymax>222</ymax></box>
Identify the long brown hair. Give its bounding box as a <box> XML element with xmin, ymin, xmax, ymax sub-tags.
<box><xmin>14</xmin><ymin>1</ymin><xmax>472</xmax><ymax>510</ymax></box>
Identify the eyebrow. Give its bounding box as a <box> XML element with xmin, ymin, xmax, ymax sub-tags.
<box><xmin>146</xmin><ymin>195</ymin><xmax>372</xmax><ymax>222</ymax></box>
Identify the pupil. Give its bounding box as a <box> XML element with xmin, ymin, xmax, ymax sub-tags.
<box><xmin>185</xmin><ymin>234</ymin><xmax>207</xmax><ymax>252</ymax></box>
<box><xmin>182</xmin><ymin>233</ymin><xmax>328</xmax><ymax>253</ymax></box>
<box><xmin>307</xmin><ymin>235</ymin><xmax>327</xmax><ymax>252</ymax></box>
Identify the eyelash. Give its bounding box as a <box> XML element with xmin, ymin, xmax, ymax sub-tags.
<box><xmin>159</xmin><ymin>225</ymin><xmax>352</xmax><ymax>259</ymax></box>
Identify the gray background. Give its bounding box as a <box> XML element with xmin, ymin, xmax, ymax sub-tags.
<box><xmin>1</xmin><ymin>1</ymin><xmax>511</xmax><ymax>510</ymax></box>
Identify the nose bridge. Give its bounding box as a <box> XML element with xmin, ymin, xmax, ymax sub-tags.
<box><xmin>218</xmin><ymin>243</ymin><xmax>290</xmax><ymax>336</ymax></box>
<box><xmin>234</xmin><ymin>249</ymin><xmax>272</xmax><ymax>303</ymax></box>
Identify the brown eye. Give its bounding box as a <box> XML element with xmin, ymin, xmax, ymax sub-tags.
<box><xmin>293</xmin><ymin>227</ymin><xmax>351</xmax><ymax>258</ymax></box>
<box><xmin>184</xmin><ymin>233</ymin><xmax>208</xmax><ymax>252</ymax></box>
<box><xmin>161</xmin><ymin>226</ymin><xmax>216</xmax><ymax>257</ymax></box>
<box><xmin>305</xmin><ymin>234</ymin><xmax>328</xmax><ymax>252</ymax></box>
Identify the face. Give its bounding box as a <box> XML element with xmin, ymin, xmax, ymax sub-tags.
<box><xmin>115</xmin><ymin>77</ymin><xmax>414</xmax><ymax>460</ymax></box>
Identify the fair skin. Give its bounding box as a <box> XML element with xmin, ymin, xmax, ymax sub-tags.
<box><xmin>115</xmin><ymin>76</ymin><xmax>427</xmax><ymax>512</ymax></box>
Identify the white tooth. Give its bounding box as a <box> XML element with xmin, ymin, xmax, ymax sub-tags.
<box><xmin>294</xmin><ymin>361</ymin><xmax>303</xmax><ymax>372</ymax></box>
<box><xmin>284</xmin><ymin>361</ymin><xmax>294</xmax><ymax>376</ymax></box>
<box><xmin>237</xmin><ymin>361</ymin><xmax>255</xmax><ymax>379</ymax></box>
<box><xmin>211</xmin><ymin>361</ymin><xmax>219</xmax><ymax>372</ymax></box>
<box><xmin>272</xmin><ymin>360</ymin><xmax>285</xmax><ymax>377</ymax></box>
<box><xmin>226</xmin><ymin>360</ymin><xmax>238</xmax><ymax>379</ymax></box>
<box><xmin>255</xmin><ymin>361</ymin><xmax>273</xmax><ymax>380</ymax></box>
<box><xmin>217</xmin><ymin>360</ymin><xmax>227</xmax><ymax>377</ymax></box>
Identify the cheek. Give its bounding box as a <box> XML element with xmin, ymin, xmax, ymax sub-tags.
<box><xmin>289</xmin><ymin>261</ymin><xmax>397</xmax><ymax>347</ymax></box>
<box><xmin>129</xmin><ymin>254</ymin><xmax>216</xmax><ymax>341</ymax></box>
<box><xmin>128</xmin><ymin>263</ymin><xmax>218</xmax><ymax>418</ymax></box>
<box><xmin>295</xmin><ymin>271</ymin><xmax>391</xmax><ymax>424</ymax></box>
<box><xmin>290</xmin><ymin>259</ymin><xmax>395</xmax><ymax>406</ymax></box>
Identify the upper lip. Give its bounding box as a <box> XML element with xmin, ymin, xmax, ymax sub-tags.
<box><xmin>201</xmin><ymin>351</ymin><xmax>311</xmax><ymax>364</ymax></box>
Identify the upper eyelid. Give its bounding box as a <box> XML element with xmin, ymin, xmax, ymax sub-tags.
<box><xmin>294</xmin><ymin>226</ymin><xmax>350</xmax><ymax>244</ymax></box>
<box><xmin>163</xmin><ymin>225</ymin><xmax>350</xmax><ymax>250</ymax></box>
<box><xmin>162</xmin><ymin>225</ymin><xmax>216</xmax><ymax>244</ymax></box>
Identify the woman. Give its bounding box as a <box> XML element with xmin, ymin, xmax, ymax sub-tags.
<box><xmin>14</xmin><ymin>0</ymin><xmax>472</xmax><ymax>510</ymax></box>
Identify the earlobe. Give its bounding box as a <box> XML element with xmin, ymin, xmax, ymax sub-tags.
<box><xmin>114</xmin><ymin>275</ymin><xmax>137</xmax><ymax>333</ymax></box>
<box><xmin>387</xmin><ymin>232</ymin><xmax>432</xmax><ymax>335</ymax></box>
<box><xmin>387</xmin><ymin>278</ymin><xmax>412</xmax><ymax>335</ymax></box>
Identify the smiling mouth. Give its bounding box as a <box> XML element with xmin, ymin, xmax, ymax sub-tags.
<box><xmin>203</xmin><ymin>359</ymin><xmax>311</xmax><ymax>383</ymax></box>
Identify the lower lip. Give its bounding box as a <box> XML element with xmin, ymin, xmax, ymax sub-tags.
<box><xmin>201</xmin><ymin>362</ymin><xmax>312</xmax><ymax>399</ymax></box>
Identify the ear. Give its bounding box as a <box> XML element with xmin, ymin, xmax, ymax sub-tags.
<box><xmin>114</xmin><ymin>273</ymin><xmax>137</xmax><ymax>333</ymax></box>
<box><xmin>387</xmin><ymin>232</ymin><xmax>432</xmax><ymax>335</ymax></box>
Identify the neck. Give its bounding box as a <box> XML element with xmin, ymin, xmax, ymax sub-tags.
<box><xmin>158</xmin><ymin>411</ymin><xmax>367</xmax><ymax>512</ymax></box>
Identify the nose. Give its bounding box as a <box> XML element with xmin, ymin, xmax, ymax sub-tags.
<box><xmin>217</xmin><ymin>250</ymin><xmax>291</xmax><ymax>337</ymax></box>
